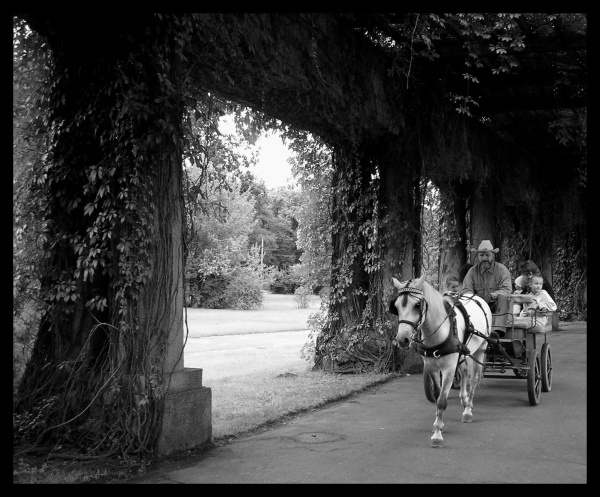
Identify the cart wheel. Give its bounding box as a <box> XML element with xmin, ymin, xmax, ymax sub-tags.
<box><xmin>541</xmin><ymin>343</ymin><xmax>552</xmax><ymax>392</ymax></box>
<box><xmin>451</xmin><ymin>367</ymin><xmax>461</xmax><ymax>389</ymax></box>
<box><xmin>424</xmin><ymin>371</ymin><xmax>439</xmax><ymax>403</ymax></box>
<box><xmin>527</xmin><ymin>349</ymin><xmax>542</xmax><ymax>405</ymax></box>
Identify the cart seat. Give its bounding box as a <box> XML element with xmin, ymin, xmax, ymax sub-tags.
<box><xmin>512</xmin><ymin>310</ymin><xmax>555</xmax><ymax>334</ymax></box>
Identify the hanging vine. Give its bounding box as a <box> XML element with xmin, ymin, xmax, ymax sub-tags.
<box><xmin>14</xmin><ymin>14</ymin><xmax>199</xmax><ymax>461</ymax></box>
<box><xmin>309</xmin><ymin>143</ymin><xmax>397</xmax><ymax>373</ymax></box>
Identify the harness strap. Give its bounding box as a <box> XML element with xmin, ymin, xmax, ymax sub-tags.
<box><xmin>398</xmin><ymin>319</ymin><xmax>418</xmax><ymax>328</ymax></box>
<box><xmin>415</xmin><ymin>297</ymin><xmax>481</xmax><ymax>359</ymax></box>
<box><xmin>415</xmin><ymin>334</ymin><xmax>470</xmax><ymax>358</ymax></box>
<box><xmin>415</xmin><ymin>300</ymin><xmax>471</xmax><ymax>358</ymax></box>
<box><xmin>452</xmin><ymin>299</ymin><xmax>475</xmax><ymax>342</ymax></box>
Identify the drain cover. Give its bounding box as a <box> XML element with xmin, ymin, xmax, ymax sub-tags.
<box><xmin>291</xmin><ymin>432</ymin><xmax>344</xmax><ymax>444</ymax></box>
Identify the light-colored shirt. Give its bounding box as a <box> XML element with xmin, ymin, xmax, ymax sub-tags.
<box><xmin>519</xmin><ymin>289</ymin><xmax>557</xmax><ymax>326</ymax></box>
<box><xmin>462</xmin><ymin>261</ymin><xmax>512</xmax><ymax>302</ymax></box>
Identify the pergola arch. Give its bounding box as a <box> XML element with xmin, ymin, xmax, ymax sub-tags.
<box><xmin>16</xmin><ymin>12</ymin><xmax>585</xmax><ymax>456</ymax></box>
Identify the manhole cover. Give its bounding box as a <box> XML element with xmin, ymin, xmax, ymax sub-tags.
<box><xmin>291</xmin><ymin>432</ymin><xmax>345</xmax><ymax>444</ymax></box>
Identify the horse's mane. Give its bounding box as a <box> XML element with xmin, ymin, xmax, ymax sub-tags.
<box><xmin>420</xmin><ymin>280</ymin><xmax>447</xmax><ymax>324</ymax></box>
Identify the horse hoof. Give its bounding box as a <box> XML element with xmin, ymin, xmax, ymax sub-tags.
<box><xmin>431</xmin><ymin>439</ymin><xmax>444</xmax><ymax>448</ymax></box>
<box><xmin>462</xmin><ymin>413</ymin><xmax>473</xmax><ymax>423</ymax></box>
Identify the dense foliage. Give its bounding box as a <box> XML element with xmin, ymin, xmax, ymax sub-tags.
<box><xmin>13</xmin><ymin>12</ymin><xmax>585</xmax><ymax>462</ymax></box>
<box><xmin>13</xmin><ymin>14</ymin><xmax>199</xmax><ymax>460</ymax></box>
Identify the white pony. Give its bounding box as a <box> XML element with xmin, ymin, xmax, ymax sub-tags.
<box><xmin>390</xmin><ymin>275</ymin><xmax>492</xmax><ymax>447</ymax></box>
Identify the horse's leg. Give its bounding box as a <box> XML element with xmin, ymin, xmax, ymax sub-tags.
<box><xmin>424</xmin><ymin>363</ymin><xmax>442</xmax><ymax>433</ymax></box>
<box><xmin>458</xmin><ymin>358</ymin><xmax>470</xmax><ymax>413</ymax></box>
<box><xmin>431</xmin><ymin>365</ymin><xmax>454</xmax><ymax>447</ymax></box>
<box><xmin>428</xmin><ymin>370</ymin><xmax>442</xmax><ymax>433</ymax></box>
<box><xmin>462</xmin><ymin>349</ymin><xmax>484</xmax><ymax>423</ymax></box>
<box><xmin>430</xmin><ymin>369</ymin><xmax>441</xmax><ymax>400</ymax></box>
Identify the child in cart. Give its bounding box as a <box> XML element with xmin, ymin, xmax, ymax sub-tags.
<box><xmin>513</xmin><ymin>275</ymin><xmax>557</xmax><ymax>333</ymax></box>
<box><xmin>443</xmin><ymin>275</ymin><xmax>460</xmax><ymax>297</ymax></box>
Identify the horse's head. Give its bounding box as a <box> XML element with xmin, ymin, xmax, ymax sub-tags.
<box><xmin>389</xmin><ymin>275</ymin><xmax>427</xmax><ymax>349</ymax></box>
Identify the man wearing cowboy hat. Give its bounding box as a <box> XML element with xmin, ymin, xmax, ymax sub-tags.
<box><xmin>462</xmin><ymin>240</ymin><xmax>512</xmax><ymax>336</ymax></box>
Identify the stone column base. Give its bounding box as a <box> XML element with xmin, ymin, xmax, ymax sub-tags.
<box><xmin>157</xmin><ymin>367</ymin><xmax>212</xmax><ymax>456</ymax></box>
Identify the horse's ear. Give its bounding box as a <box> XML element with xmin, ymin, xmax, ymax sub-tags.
<box><xmin>388</xmin><ymin>297</ymin><xmax>398</xmax><ymax>315</ymax></box>
<box><xmin>415</xmin><ymin>274</ymin><xmax>426</xmax><ymax>288</ymax></box>
<box><xmin>391</xmin><ymin>277</ymin><xmax>402</xmax><ymax>289</ymax></box>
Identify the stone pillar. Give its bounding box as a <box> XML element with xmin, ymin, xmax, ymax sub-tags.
<box><xmin>157</xmin><ymin>368</ymin><xmax>212</xmax><ymax>455</ymax></box>
<box><xmin>152</xmin><ymin>133</ymin><xmax>212</xmax><ymax>456</ymax></box>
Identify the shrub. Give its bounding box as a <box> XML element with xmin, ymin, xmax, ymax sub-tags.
<box><xmin>293</xmin><ymin>286</ymin><xmax>313</xmax><ymax>309</ymax></box>
<box><xmin>269</xmin><ymin>268</ymin><xmax>302</xmax><ymax>294</ymax></box>
<box><xmin>222</xmin><ymin>267</ymin><xmax>264</xmax><ymax>310</ymax></box>
<box><xmin>191</xmin><ymin>274</ymin><xmax>229</xmax><ymax>309</ymax></box>
<box><xmin>318</xmin><ymin>286</ymin><xmax>330</xmax><ymax>301</ymax></box>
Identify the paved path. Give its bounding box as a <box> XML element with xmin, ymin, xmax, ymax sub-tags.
<box><xmin>130</xmin><ymin>322</ymin><xmax>586</xmax><ymax>484</ymax></box>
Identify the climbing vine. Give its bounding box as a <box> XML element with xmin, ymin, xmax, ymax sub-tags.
<box><xmin>14</xmin><ymin>14</ymin><xmax>199</xmax><ymax>460</ymax></box>
<box><xmin>306</xmin><ymin>144</ymin><xmax>397</xmax><ymax>373</ymax></box>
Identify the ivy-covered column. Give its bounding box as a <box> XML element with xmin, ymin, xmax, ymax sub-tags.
<box><xmin>313</xmin><ymin>141</ymin><xmax>401</xmax><ymax>373</ymax></box>
<box><xmin>17</xmin><ymin>13</ymin><xmax>211</xmax><ymax>458</ymax></box>
<box><xmin>377</xmin><ymin>137</ymin><xmax>423</xmax><ymax>373</ymax></box>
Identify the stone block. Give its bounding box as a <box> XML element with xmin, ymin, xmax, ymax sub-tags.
<box><xmin>157</xmin><ymin>367</ymin><xmax>212</xmax><ymax>456</ymax></box>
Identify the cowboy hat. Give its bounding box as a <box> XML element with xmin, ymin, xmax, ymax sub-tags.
<box><xmin>472</xmin><ymin>240</ymin><xmax>499</xmax><ymax>253</ymax></box>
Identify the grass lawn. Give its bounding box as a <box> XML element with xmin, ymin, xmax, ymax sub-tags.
<box><xmin>183</xmin><ymin>291</ymin><xmax>322</xmax><ymax>337</ymax></box>
<box><xmin>184</xmin><ymin>292</ymin><xmax>395</xmax><ymax>440</ymax></box>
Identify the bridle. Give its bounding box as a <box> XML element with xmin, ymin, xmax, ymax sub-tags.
<box><xmin>394</xmin><ymin>285</ymin><xmax>429</xmax><ymax>345</ymax></box>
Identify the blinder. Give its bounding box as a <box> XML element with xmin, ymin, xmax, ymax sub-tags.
<box><xmin>388</xmin><ymin>287</ymin><xmax>425</xmax><ymax>316</ymax></box>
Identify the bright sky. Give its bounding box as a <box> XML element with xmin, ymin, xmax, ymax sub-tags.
<box><xmin>219</xmin><ymin>115</ymin><xmax>296</xmax><ymax>190</ymax></box>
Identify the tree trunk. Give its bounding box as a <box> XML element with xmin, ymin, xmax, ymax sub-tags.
<box><xmin>438</xmin><ymin>181</ymin><xmax>470</xmax><ymax>281</ymax></box>
<box><xmin>16</xmin><ymin>14</ymin><xmax>189</xmax><ymax>455</ymax></box>
<box><xmin>323</xmin><ymin>147</ymin><xmax>371</xmax><ymax>339</ymax></box>
<box><xmin>378</xmin><ymin>140</ymin><xmax>417</xmax><ymax>287</ymax></box>
<box><xmin>470</xmin><ymin>184</ymin><xmax>497</xmax><ymax>261</ymax></box>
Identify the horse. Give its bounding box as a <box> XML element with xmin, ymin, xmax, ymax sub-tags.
<box><xmin>390</xmin><ymin>274</ymin><xmax>492</xmax><ymax>447</ymax></box>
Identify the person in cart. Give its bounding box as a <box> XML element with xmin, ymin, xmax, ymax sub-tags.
<box><xmin>462</xmin><ymin>240</ymin><xmax>512</xmax><ymax>337</ymax></box>
<box><xmin>513</xmin><ymin>274</ymin><xmax>557</xmax><ymax>333</ymax></box>
<box><xmin>514</xmin><ymin>259</ymin><xmax>555</xmax><ymax>299</ymax></box>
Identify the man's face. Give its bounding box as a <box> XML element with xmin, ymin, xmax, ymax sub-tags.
<box><xmin>478</xmin><ymin>252</ymin><xmax>494</xmax><ymax>268</ymax></box>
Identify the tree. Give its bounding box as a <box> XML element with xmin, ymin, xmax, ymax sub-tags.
<box><xmin>13</xmin><ymin>18</ymin><xmax>51</xmax><ymax>392</ymax></box>
<box><xmin>185</xmin><ymin>177</ymin><xmax>260</xmax><ymax>308</ymax></box>
<box><xmin>14</xmin><ymin>13</ymin><xmax>197</xmax><ymax>458</ymax></box>
<box><xmin>289</xmin><ymin>134</ymin><xmax>333</xmax><ymax>291</ymax></box>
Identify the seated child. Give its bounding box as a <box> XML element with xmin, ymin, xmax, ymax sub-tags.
<box><xmin>443</xmin><ymin>275</ymin><xmax>460</xmax><ymax>297</ymax></box>
<box><xmin>513</xmin><ymin>274</ymin><xmax>557</xmax><ymax>332</ymax></box>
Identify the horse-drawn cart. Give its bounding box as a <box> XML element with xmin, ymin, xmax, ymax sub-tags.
<box><xmin>391</xmin><ymin>277</ymin><xmax>557</xmax><ymax>447</ymax></box>
<box><xmin>482</xmin><ymin>294</ymin><xmax>555</xmax><ymax>405</ymax></box>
